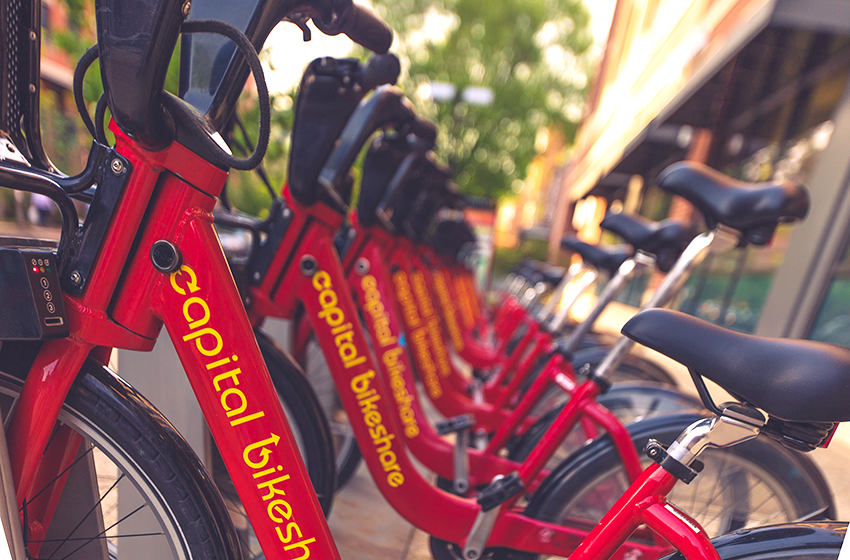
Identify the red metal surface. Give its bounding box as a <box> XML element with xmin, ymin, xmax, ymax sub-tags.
<box><xmin>516</xmin><ymin>370</ymin><xmax>601</xmax><ymax>486</ymax></box>
<box><xmin>272</xmin><ymin>206</ymin><xmax>659</xmax><ymax>555</ymax></box>
<box><xmin>8</xmin><ymin>338</ymin><xmax>93</xmax><ymax>506</ymax></box>
<box><xmin>154</xmin><ymin>216</ymin><xmax>339</xmax><ymax>560</ymax></box>
<box><xmin>563</xmin><ymin>463</ymin><xmax>678</xmax><ymax>560</ymax></box>
<box><xmin>345</xmin><ymin>225</ymin><xmax>540</xmax><ymax>487</ymax></box>
<box><xmin>288</xmin><ymin>218</ymin><xmax>481</xmax><ymax>543</ymax></box>
<box><xmin>10</xmin><ymin>127</ymin><xmax>342</xmax><ymax>560</ymax></box>
<box><xmin>583</xmin><ymin>400</ymin><xmax>644</xmax><ymax>482</ymax></box>
<box><xmin>490</xmin><ymin>332</ymin><xmax>552</xmax><ymax>408</ymax></box>
<box><xmin>388</xmin><ymin>241</ymin><xmax>528</xmax><ymax>432</ymax></box>
<box><xmin>642</xmin><ymin>502</ymin><xmax>720</xmax><ymax>560</ymax></box>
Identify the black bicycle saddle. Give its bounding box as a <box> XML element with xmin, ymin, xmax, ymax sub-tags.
<box><xmin>622</xmin><ymin>308</ymin><xmax>850</xmax><ymax>423</ymax></box>
<box><xmin>516</xmin><ymin>259</ymin><xmax>566</xmax><ymax>286</ymax></box>
<box><xmin>432</xmin><ymin>219</ymin><xmax>477</xmax><ymax>262</ymax></box>
<box><xmin>289</xmin><ymin>55</ymin><xmax>400</xmax><ymax>207</ymax></box>
<box><xmin>560</xmin><ymin>236</ymin><xmax>633</xmax><ymax>276</ymax></box>
<box><xmin>657</xmin><ymin>162</ymin><xmax>809</xmax><ymax>245</ymax></box>
<box><xmin>600</xmin><ymin>213</ymin><xmax>697</xmax><ymax>272</ymax></box>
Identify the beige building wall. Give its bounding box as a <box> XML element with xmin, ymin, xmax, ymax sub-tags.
<box><xmin>549</xmin><ymin>0</ymin><xmax>774</xmax><ymax>257</ymax></box>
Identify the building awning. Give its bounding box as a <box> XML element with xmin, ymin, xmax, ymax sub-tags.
<box><xmin>654</xmin><ymin>0</ymin><xmax>850</xmax><ymax>135</ymax></box>
<box><xmin>585</xmin><ymin>124</ymin><xmax>691</xmax><ymax>200</ymax></box>
<box><xmin>570</xmin><ymin>0</ymin><xmax>850</xmax><ymax>202</ymax></box>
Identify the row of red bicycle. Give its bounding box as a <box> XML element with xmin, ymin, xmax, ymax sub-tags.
<box><xmin>0</xmin><ymin>1</ymin><xmax>847</xmax><ymax>560</ymax></box>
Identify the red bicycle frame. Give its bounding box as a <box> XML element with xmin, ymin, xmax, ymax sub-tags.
<box><xmin>350</xmin><ymin>219</ymin><xmax>643</xmax><ymax>487</ymax></box>
<box><xmin>239</xmin><ymin>190</ymin><xmax>678</xmax><ymax>556</ymax></box>
<box><xmin>9</xmin><ymin>125</ymin><xmax>340</xmax><ymax>560</ymax></box>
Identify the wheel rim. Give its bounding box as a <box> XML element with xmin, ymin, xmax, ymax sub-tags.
<box><xmin>304</xmin><ymin>339</ymin><xmax>356</xmax><ymax>473</ymax></box>
<box><xmin>551</xmin><ymin>450</ymin><xmax>800</xmax><ymax>541</ymax></box>
<box><xmin>0</xmin><ymin>376</ymin><xmax>190</xmax><ymax>560</ymax></box>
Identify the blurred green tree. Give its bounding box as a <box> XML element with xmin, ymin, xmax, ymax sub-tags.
<box><xmin>369</xmin><ymin>0</ymin><xmax>593</xmax><ymax>199</ymax></box>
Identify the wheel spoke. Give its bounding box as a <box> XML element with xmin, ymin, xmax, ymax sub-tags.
<box><xmin>46</xmin><ymin>472</ymin><xmax>126</xmax><ymax>560</ymax></box>
<box><xmin>59</xmin><ymin>503</ymin><xmax>149</xmax><ymax>560</ymax></box>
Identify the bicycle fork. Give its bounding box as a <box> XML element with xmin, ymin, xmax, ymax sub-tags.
<box><xmin>569</xmin><ymin>406</ymin><xmax>764</xmax><ymax>560</ymax></box>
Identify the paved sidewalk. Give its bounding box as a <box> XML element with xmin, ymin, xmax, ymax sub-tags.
<box><xmin>329</xmin><ymin>463</ymin><xmax>433</xmax><ymax>560</ymax></box>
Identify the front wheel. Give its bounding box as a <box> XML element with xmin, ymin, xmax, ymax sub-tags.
<box><xmin>0</xmin><ymin>342</ymin><xmax>239</xmax><ymax>560</ymax></box>
<box><xmin>659</xmin><ymin>522</ymin><xmax>846</xmax><ymax>560</ymax></box>
<box><xmin>300</xmin><ymin>334</ymin><xmax>362</xmax><ymax>489</ymax></box>
<box><xmin>518</xmin><ymin>413</ymin><xmax>834</xmax><ymax>559</ymax></box>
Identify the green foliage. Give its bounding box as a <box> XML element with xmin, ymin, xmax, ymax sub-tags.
<box><xmin>224</xmin><ymin>89</ymin><xmax>296</xmax><ymax>217</ymax></box>
<box><xmin>492</xmin><ymin>237</ymin><xmax>550</xmax><ymax>278</ymax></box>
<box><xmin>369</xmin><ymin>0</ymin><xmax>592</xmax><ymax>200</ymax></box>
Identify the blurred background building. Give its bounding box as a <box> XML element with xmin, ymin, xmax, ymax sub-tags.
<box><xmin>529</xmin><ymin>0</ymin><xmax>850</xmax><ymax>346</ymax></box>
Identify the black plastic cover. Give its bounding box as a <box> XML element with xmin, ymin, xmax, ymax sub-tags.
<box><xmin>96</xmin><ymin>0</ymin><xmax>185</xmax><ymax>150</ymax></box>
<box><xmin>0</xmin><ymin>248</ymin><xmax>68</xmax><ymax>340</ymax></box>
<box><xmin>1</xmin><ymin>0</ymin><xmax>51</xmax><ymax>169</ymax></box>
<box><xmin>289</xmin><ymin>57</ymin><xmax>398</xmax><ymax>207</ymax></box>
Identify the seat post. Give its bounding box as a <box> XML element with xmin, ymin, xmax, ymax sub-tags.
<box><xmin>561</xmin><ymin>252</ymin><xmax>655</xmax><ymax>354</ymax></box>
<box><xmin>547</xmin><ymin>265</ymin><xmax>598</xmax><ymax>332</ymax></box>
<box><xmin>536</xmin><ymin>261</ymin><xmax>583</xmax><ymax>321</ymax></box>
<box><xmin>666</xmin><ymin>404</ymin><xmax>764</xmax><ymax>468</ymax></box>
<box><xmin>592</xmin><ymin>229</ymin><xmax>738</xmax><ymax>380</ymax></box>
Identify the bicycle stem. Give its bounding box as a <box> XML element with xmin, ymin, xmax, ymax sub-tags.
<box><xmin>561</xmin><ymin>251</ymin><xmax>656</xmax><ymax>354</ymax></box>
<box><xmin>592</xmin><ymin>229</ymin><xmax>739</xmax><ymax>380</ymax></box>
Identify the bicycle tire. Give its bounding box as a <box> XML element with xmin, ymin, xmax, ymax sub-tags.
<box><xmin>659</xmin><ymin>521</ymin><xmax>846</xmax><ymax>560</ymax></box>
<box><xmin>300</xmin><ymin>334</ymin><xmax>363</xmax><ymax>489</ymax></box>
<box><xmin>518</xmin><ymin>413</ymin><xmax>835</xmax><ymax>559</ymax></box>
<box><xmin>430</xmin><ymin>521</ymin><xmax>848</xmax><ymax>560</ymax></box>
<box><xmin>0</xmin><ymin>341</ymin><xmax>239</xmax><ymax>560</ymax></box>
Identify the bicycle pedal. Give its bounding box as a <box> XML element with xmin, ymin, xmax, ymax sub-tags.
<box><xmin>477</xmin><ymin>472</ymin><xmax>524</xmax><ymax>511</ymax></box>
<box><xmin>436</xmin><ymin>414</ymin><xmax>476</xmax><ymax>435</ymax></box>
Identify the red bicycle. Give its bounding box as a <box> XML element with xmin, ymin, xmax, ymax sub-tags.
<box><xmin>0</xmin><ymin>2</ymin><xmax>847</xmax><ymax>560</ymax></box>
<box><xmin>213</xmin><ymin>74</ymin><xmax>834</xmax><ymax>560</ymax></box>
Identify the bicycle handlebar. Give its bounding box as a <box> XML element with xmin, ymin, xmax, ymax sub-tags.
<box><xmin>100</xmin><ymin>0</ymin><xmax>395</xmax><ymax>152</ymax></box>
<box><xmin>288</xmin><ymin>54</ymin><xmax>400</xmax><ymax>206</ymax></box>
<box><xmin>314</xmin><ymin>2</ymin><xmax>393</xmax><ymax>54</ymax></box>
<box><xmin>360</xmin><ymin>53</ymin><xmax>402</xmax><ymax>91</ymax></box>
<box><xmin>316</xmin><ymin>87</ymin><xmax>426</xmax><ymax>207</ymax></box>
<box><xmin>408</xmin><ymin>116</ymin><xmax>438</xmax><ymax>144</ymax></box>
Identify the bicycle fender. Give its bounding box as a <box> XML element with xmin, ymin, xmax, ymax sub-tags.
<box><xmin>525</xmin><ymin>412</ymin><xmax>708</xmax><ymax>517</ymax></box>
<box><xmin>659</xmin><ymin>522</ymin><xmax>846</xmax><ymax>560</ymax></box>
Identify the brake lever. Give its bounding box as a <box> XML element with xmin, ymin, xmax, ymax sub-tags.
<box><xmin>283</xmin><ymin>13</ymin><xmax>312</xmax><ymax>42</ymax></box>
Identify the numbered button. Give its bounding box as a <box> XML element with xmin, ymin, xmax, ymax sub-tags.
<box><xmin>46</xmin><ymin>302</ymin><xmax>55</xmax><ymax>314</ymax></box>
<box><xmin>40</xmin><ymin>277</ymin><xmax>49</xmax><ymax>289</ymax></box>
<box><xmin>43</xmin><ymin>290</ymin><xmax>52</xmax><ymax>302</ymax></box>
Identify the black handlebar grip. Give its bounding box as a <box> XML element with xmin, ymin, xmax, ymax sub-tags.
<box><xmin>409</xmin><ymin>116</ymin><xmax>438</xmax><ymax>144</ymax></box>
<box><xmin>339</xmin><ymin>3</ymin><xmax>393</xmax><ymax>54</ymax></box>
<box><xmin>361</xmin><ymin>53</ymin><xmax>402</xmax><ymax>90</ymax></box>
